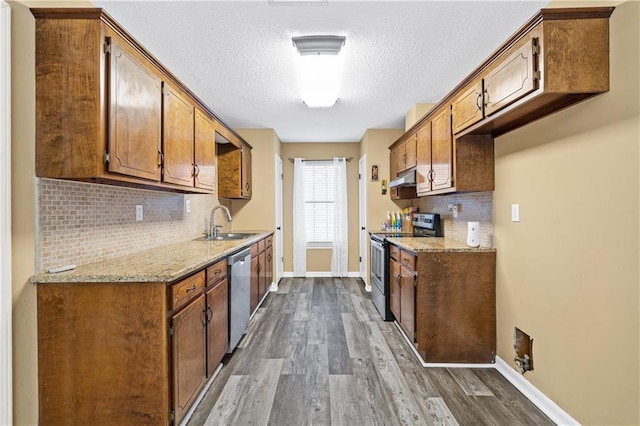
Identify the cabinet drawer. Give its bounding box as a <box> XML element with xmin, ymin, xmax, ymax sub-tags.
<box><xmin>250</xmin><ymin>243</ymin><xmax>258</xmax><ymax>258</ymax></box>
<box><xmin>400</xmin><ymin>250</ymin><xmax>416</xmax><ymax>271</ymax></box>
<box><xmin>171</xmin><ymin>270</ymin><xmax>205</xmax><ymax>311</ymax></box>
<box><xmin>265</xmin><ymin>235</ymin><xmax>273</xmax><ymax>248</ymax></box>
<box><xmin>206</xmin><ymin>258</ymin><xmax>227</xmax><ymax>287</ymax></box>
<box><xmin>390</xmin><ymin>245</ymin><xmax>400</xmax><ymax>262</ymax></box>
<box><xmin>258</xmin><ymin>238</ymin><xmax>266</xmax><ymax>253</ymax></box>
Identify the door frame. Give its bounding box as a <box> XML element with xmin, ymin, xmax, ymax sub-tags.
<box><xmin>273</xmin><ymin>154</ymin><xmax>283</xmax><ymax>290</ymax></box>
<box><xmin>358</xmin><ymin>155</ymin><xmax>370</xmax><ymax>290</ymax></box>
<box><xmin>0</xmin><ymin>2</ymin><xmax>12</xmax><ymax>424</ymax></box>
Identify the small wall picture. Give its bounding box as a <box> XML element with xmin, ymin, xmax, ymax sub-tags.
<box><xmin>371</xmin><ymin>165</ymin><xmax>379</xmax><ymax>181</ymax></box>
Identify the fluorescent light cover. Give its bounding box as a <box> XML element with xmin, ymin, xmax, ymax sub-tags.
<box><xmin>292</xmin><ymin>35</ymin><xmax>345</xmax><ymax>108</ymax></box>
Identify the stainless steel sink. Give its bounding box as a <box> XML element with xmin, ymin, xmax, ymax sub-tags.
<box><xmin>196</xmin><ymin>232</ymin><xmax>259</xmax><ymax>241</ymax></box>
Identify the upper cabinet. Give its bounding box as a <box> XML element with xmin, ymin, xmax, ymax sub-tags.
<box><xmin>32</xmin><ymin>8</ymin><xmax>249</xmax><ymax>195</ymax></box>
<box><xmin>450</xmin><ymin>8</ymin><xmax>613</xmax><ymax>137</ymax></box>
<box><xmin>393</xmin><ymin>7</ymin><xmax>613</xmax><ymax>198</ymax></box>
<box><xmin>216</xmin><ymin>127</ymin><xmax>253</xmax><ymax>199</ymax></box>
<box><xmin>393</xmin><ymin>133</ymin><xmax>417</xmax><ymax>175</ymax></box>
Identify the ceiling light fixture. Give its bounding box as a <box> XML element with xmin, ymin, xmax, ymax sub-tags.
<box><xmin>292</xmin><ymin>35</ymin><xmax>346</xmax><ymax>108</ymax></box>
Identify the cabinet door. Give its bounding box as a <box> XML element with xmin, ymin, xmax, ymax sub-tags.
<box><xmin>399</xmin><ymin>267</ymin><xmax>416</xmax><ymax>342</ymax></box>
<box><xmin>415</xmin><ymin>123</ymin><xmax>432</xmax><ymax>196</ymax></box>
<box><xmin>194</xmin><ymin>109</ymin><xmax>216</xmax><ymax>191</ymax></box>
<box><xmin>108</xmin><ymin>33</ymin><xmax>162</xmax><ymax>181</ymax></box>
<box><xmin>172</xmin><ymin>294</ymin><xmax>206</xmax><ymax>425</ymax></box>
<box><xmin>389</xmin><ymin>257</ymin><xmax>401</xmax><ymax>321</ymax></box>
<box><xmin>390</xmin><ymin>147</ymin><xmax>398</xmax><ymax>179</ymax></box>
<box><xmin>250</xmin><ymin>256</ymin><xmax>259</xmax><ymax>313</ymax></box>
<box><xmin>431</xmin><ymin>107</ymin><xmax>453</xmax><ymax>191</ymax></box>
<box><xmin>404</xmin><ymin>133</ymin><xmax>417</xmax><ymax>169</ymax></box>
<box><xmin>452</xmin><ymin>80</ymin><xmax>484</xmax><ymax>134</ymax></box>
<box><xmin>265</xmin><ymin>245</ymin><xmax>273</xmax><ymax>292</ymax></box>
<box><xmin>396</xmin><ymin>141</ymin><xmax>407</xmax><ymax>173</ymax></box>
<box><xmin>163</xmin><ymin>84</ymin><xmax>195</xmax><ymax>187</ymax></box>
<box><xmin>206</xmin><ymin>279</ymin><xmax>228</xmax><ymax>377</ymax></box>
<box><xmin>258</xmin><ymin>250</ymin><xmax>267</xmax><ymax>302</ymax></box>
<box><xmin>484</xmin><ymin>37</ymin><xmax>538</xmax><ymax>116</ymax></box>
<box><xmin>241</xmin><ymin>144</ymin><xmax>252</xmax><ymax>198</ymax></box>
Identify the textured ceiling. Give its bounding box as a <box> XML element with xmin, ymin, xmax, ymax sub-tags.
<box><xmin>92</xmin><ymin>0</ymin><xmax>549</xmax><ymax>142</ymax></box>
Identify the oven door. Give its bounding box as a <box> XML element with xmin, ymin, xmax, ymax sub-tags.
<box><xmin>370</xmin><ymin>237</ymin><xmax>385</xmax><ymax>284</ymax></box>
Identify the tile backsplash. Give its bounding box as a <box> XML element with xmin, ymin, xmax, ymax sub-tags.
<box><xmin>37</xmin><ymin>178</ymin><xmax>231</xmax><ymax>272</ymax></box>
<box><xmin>412</xmin><ymin>191</ymin><xmax>494</xmax><ymax>247</ymax></box>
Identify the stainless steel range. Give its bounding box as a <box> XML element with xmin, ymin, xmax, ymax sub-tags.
<box><xmin>369</xmin><ymin>213</ymin><xmax>442</xmax><ymax>321</ymax></box>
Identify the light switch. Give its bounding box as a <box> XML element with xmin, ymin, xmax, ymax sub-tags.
<box><xmin>136</xmin><ymin>205</ymin><xmax>143</xmax><ymax>221</ymax></box>
<box><xmin>511</xmin><ymin>204</ymin><xmax>520</xmax><ymax>222</ymax></box>
<box><xmin>185</xmin><ymin>200</ymin><xmax>191</xmax><ymax>213</ymax></box>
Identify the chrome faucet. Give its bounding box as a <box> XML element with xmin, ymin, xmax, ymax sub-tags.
<box><xmin>209</xmin><ymin>205</ymin><xmax>233</xmax><ymax>237</ymax></box>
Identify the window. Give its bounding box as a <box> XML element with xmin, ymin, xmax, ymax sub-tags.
<box><xmin>303</xmin><ymin>161</ymin><xmax>336</xmax><ymax>247</ymax></box>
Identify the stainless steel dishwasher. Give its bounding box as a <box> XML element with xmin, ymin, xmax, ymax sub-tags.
<box><xmin>227</xmin><ymin>247</ymin><xmax>251</xmax><ymax>353</ymax></box>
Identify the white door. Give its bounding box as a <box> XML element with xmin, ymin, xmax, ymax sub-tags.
<box><xmin>274</xmin><ymin>154</ymin><xmax>284</xmax><ymax>289</ymax></box>
<box><xmin>359</xmin><ymin>155</ymin><xmax>369</xmax><ymax>290</ymax></box>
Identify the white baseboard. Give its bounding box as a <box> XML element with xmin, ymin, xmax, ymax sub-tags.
<box><xmin>283</xmin><ymin>271</ymin><xmax>361</xmax><ymax>278</ymax></box>
<box><xmin>494</xmin><ymin>356</ymin><xmax>579</xmax><ymax>426</ymax></box>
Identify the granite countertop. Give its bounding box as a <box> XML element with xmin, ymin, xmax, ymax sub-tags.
<box><xmin>31</xmin><ymin>230</ymin><xmax>274</xmax><ymax>284</ymax></box>
<box><xmin>386</xmin><ymin>236</ymin><xmax>496</xmax><ymax>253</ymax></box>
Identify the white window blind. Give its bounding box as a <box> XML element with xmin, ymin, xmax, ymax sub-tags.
<box><xmin>303</xmin><ymin>161</ymin><xmax>336</xmax><ymax>247</ymax></box>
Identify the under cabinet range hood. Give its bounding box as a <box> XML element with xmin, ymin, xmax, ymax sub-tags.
<box><xmin>389</xmin><ymin>169</ymin><xmax>417</xmax><ymax>188</ymax></box>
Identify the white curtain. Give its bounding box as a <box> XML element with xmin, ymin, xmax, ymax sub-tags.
<box><xmin>292</xmin><ymin>158</ymin><xmax>306</xmax><ymax>277</ymax></box>
<box><xmin>331</xmin><ymin>157</ymin><xmax>348</xmax><ymax>277</ymax></box>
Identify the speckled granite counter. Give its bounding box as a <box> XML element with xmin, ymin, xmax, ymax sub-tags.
<box><xmin>386</xmin><ymin>236</ymin><xmax>496</xmax><ymax>253</ymax></box>
<box><xmin>31</xmin><ymin>231</ymin><xmax>273</xmax><ymax>284</ymax></box>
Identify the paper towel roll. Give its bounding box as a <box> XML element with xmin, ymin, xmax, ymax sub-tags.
<box><xmin>467</xmin><ymin>221</ymin><xmax>480</xmax><ymax>247</ymax></box>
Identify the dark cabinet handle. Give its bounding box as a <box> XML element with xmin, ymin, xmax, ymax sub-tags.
<box><xmin>185</xmin><ymin>284</ymin><xmax>197</xmax><ymax>293</ymax></box>
<box><xmin>267</xmin><ymin>253</ymin><xmax>271</xmax><ymax>261</ymax></box>
<box><xmin>157</xmin><ymin>151</ymin><xmax>164</xmax><ymax>168</ymax></box>
<box><xmin>476</xmin><ymin>92</ymin><xmax>482</xmax><ymax>111</ymax></box>
<box><xmin>207</xmin><ymin>306</ymin><xmax>213</xmax><ymax>323</ymax></box>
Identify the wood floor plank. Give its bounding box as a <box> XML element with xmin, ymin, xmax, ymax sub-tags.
<box><xmin>362</xmin><ymin>321</ymin><xmax>427</xmax><ymax>425</ymax></box>
<box><xmin>329</xmin><ymin>375</ymin><xmax>366</xmax><ymax>425</ymax></box>
<box><xmin>447</xmin><ymin>368</ymin><xmax>494</xmax><ymax>396</ymax></box>
<box><xmin>292</xmin><ymin>290</ymin><xmax>312</xmax><ymax>321</ymax></box>
<box><xmin>341</xmin><ymin>312</ymin><xmax>370</xmax><ymax>359</ymax></box>
<box><xmin>280</xmin><ymin>320</ymin><xmax>310</xmax><ymax>375</ymax></box>
<box><xmin>326</xmin><ymin>318</ymin><xmax>353</xmax><ymax>375</ymax></box>
<box><xmin>425</xmin><ymin>397</ymin><xmax>460</xmax><ymax>426</ymax></box>
<box><xmin>473</xmin><ymin>369</ymin><xmax>554</xmax><ymax>425</ymax></box>
<box><xmin>204</xmin><ymin>375</ymin><xmax>251</xmax><ymax>425</ymax></box>
<box><xmin>351</xmin><ymin>356</ymin><xmax>400</xmax><ymax>426</ymax></box>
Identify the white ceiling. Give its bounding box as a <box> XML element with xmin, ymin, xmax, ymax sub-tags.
<box><xmin>92</xmin><ymin>0</ymin><xmax>549</xmax><ymax>142</ymax></box>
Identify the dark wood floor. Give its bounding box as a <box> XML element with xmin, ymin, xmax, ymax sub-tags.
<box><xmin>187</xmin><ymin>277</ymin><xmax>553</xmax><ymax>426</ymax></box>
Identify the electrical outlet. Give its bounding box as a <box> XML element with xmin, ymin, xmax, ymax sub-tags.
<box><xmin>136</xmin><ymin>205</ymin><xmax>143</xmax><ymax>221</ymax></box>
<box><xmin>185</xmin><ymin>200</ymin><xmax>191</xmax><ymax>213</ymax></box>
<box><xmin>447</xmin><ymin>203</ymin><xmax>459</xmax><ymax>218</ymax></box>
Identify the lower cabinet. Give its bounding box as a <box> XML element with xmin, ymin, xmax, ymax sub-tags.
<box><xmin>36</xmin><ymin>260</ymin><xmax>231</xmax><ymax>425</ymax></box>
<box><xmin>172</xmin><ymin>293</ymin><xmax>206</xmax><ymax>425</ymax></box>
<box><xmin>388</xmin><ymin>244</ymin><xmax>496</xmax><ymax>363</ymax></box>
<box><xmin>389</xmin><ymin>245</ymin><xmax>416</xmax><ymax>341</ymax></box>
<box><xmin>250</xmin><ymin>235</ymin><xmax>274</xmax><ymax>315</ymax></box>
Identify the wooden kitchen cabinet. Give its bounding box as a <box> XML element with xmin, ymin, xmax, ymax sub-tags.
<box><xmin>250</xmin><ymin>236</ymin><xmax>272</xmax><ymax>315</ymax></box>
<box><xmin>194</xmin><ymin>109</ymin><xmax>217</xmax><ymax>191</ymax></box>
<box><xmin>172</xmin><ymin>293</ymin><xmax>206</xmax><ymax>425</ymax></box>
<box><xmin>32</xmin><ymin>8</ymin><xmax>250</xmax><ymax>195</ymax></box>
<box><xmin>217</xmin><ymin>136</ymin><xmax>253</xmax><ymax>199</ymax></box>
<box><xmin>163</xmin><ymin>83</ymin><xmax>195</xmax><ymax>187</ymax></box>
<box><xmin>206</xmin><ymin>278</ymin><xmax>228</xmax><ymax>377</ymax></box>
<box><xmin>451</xmin><ymin>80</ymin><xmax>484</xmax><ymax>134</ymax></box>
<box><xmin>430</xmin><ymin>107</ymin><xmax>453</xmax><ymax>192</ymax></box>
<box><xmin>388</xmin><ymin>244</ymin><xmax>496</xmax><ymax>363</ymax></box>
<box><xmin>36</xmin><ymin>257</ymin><xmax>234</xmax><ymax>425</ymax></box>
<box><xmin>391</xmin><ymin>133</ymin><xmax>417</xmax><ymax>175</ymax></box>
<box><xmin>389</xmin><ymin>246</ymin><xmax>416</xmax><ymax>340</ymax></box>
<box><xmin>107</xmin><ymin>30</ymin><xmax>163</xmax><ymax>182</ymax></box>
